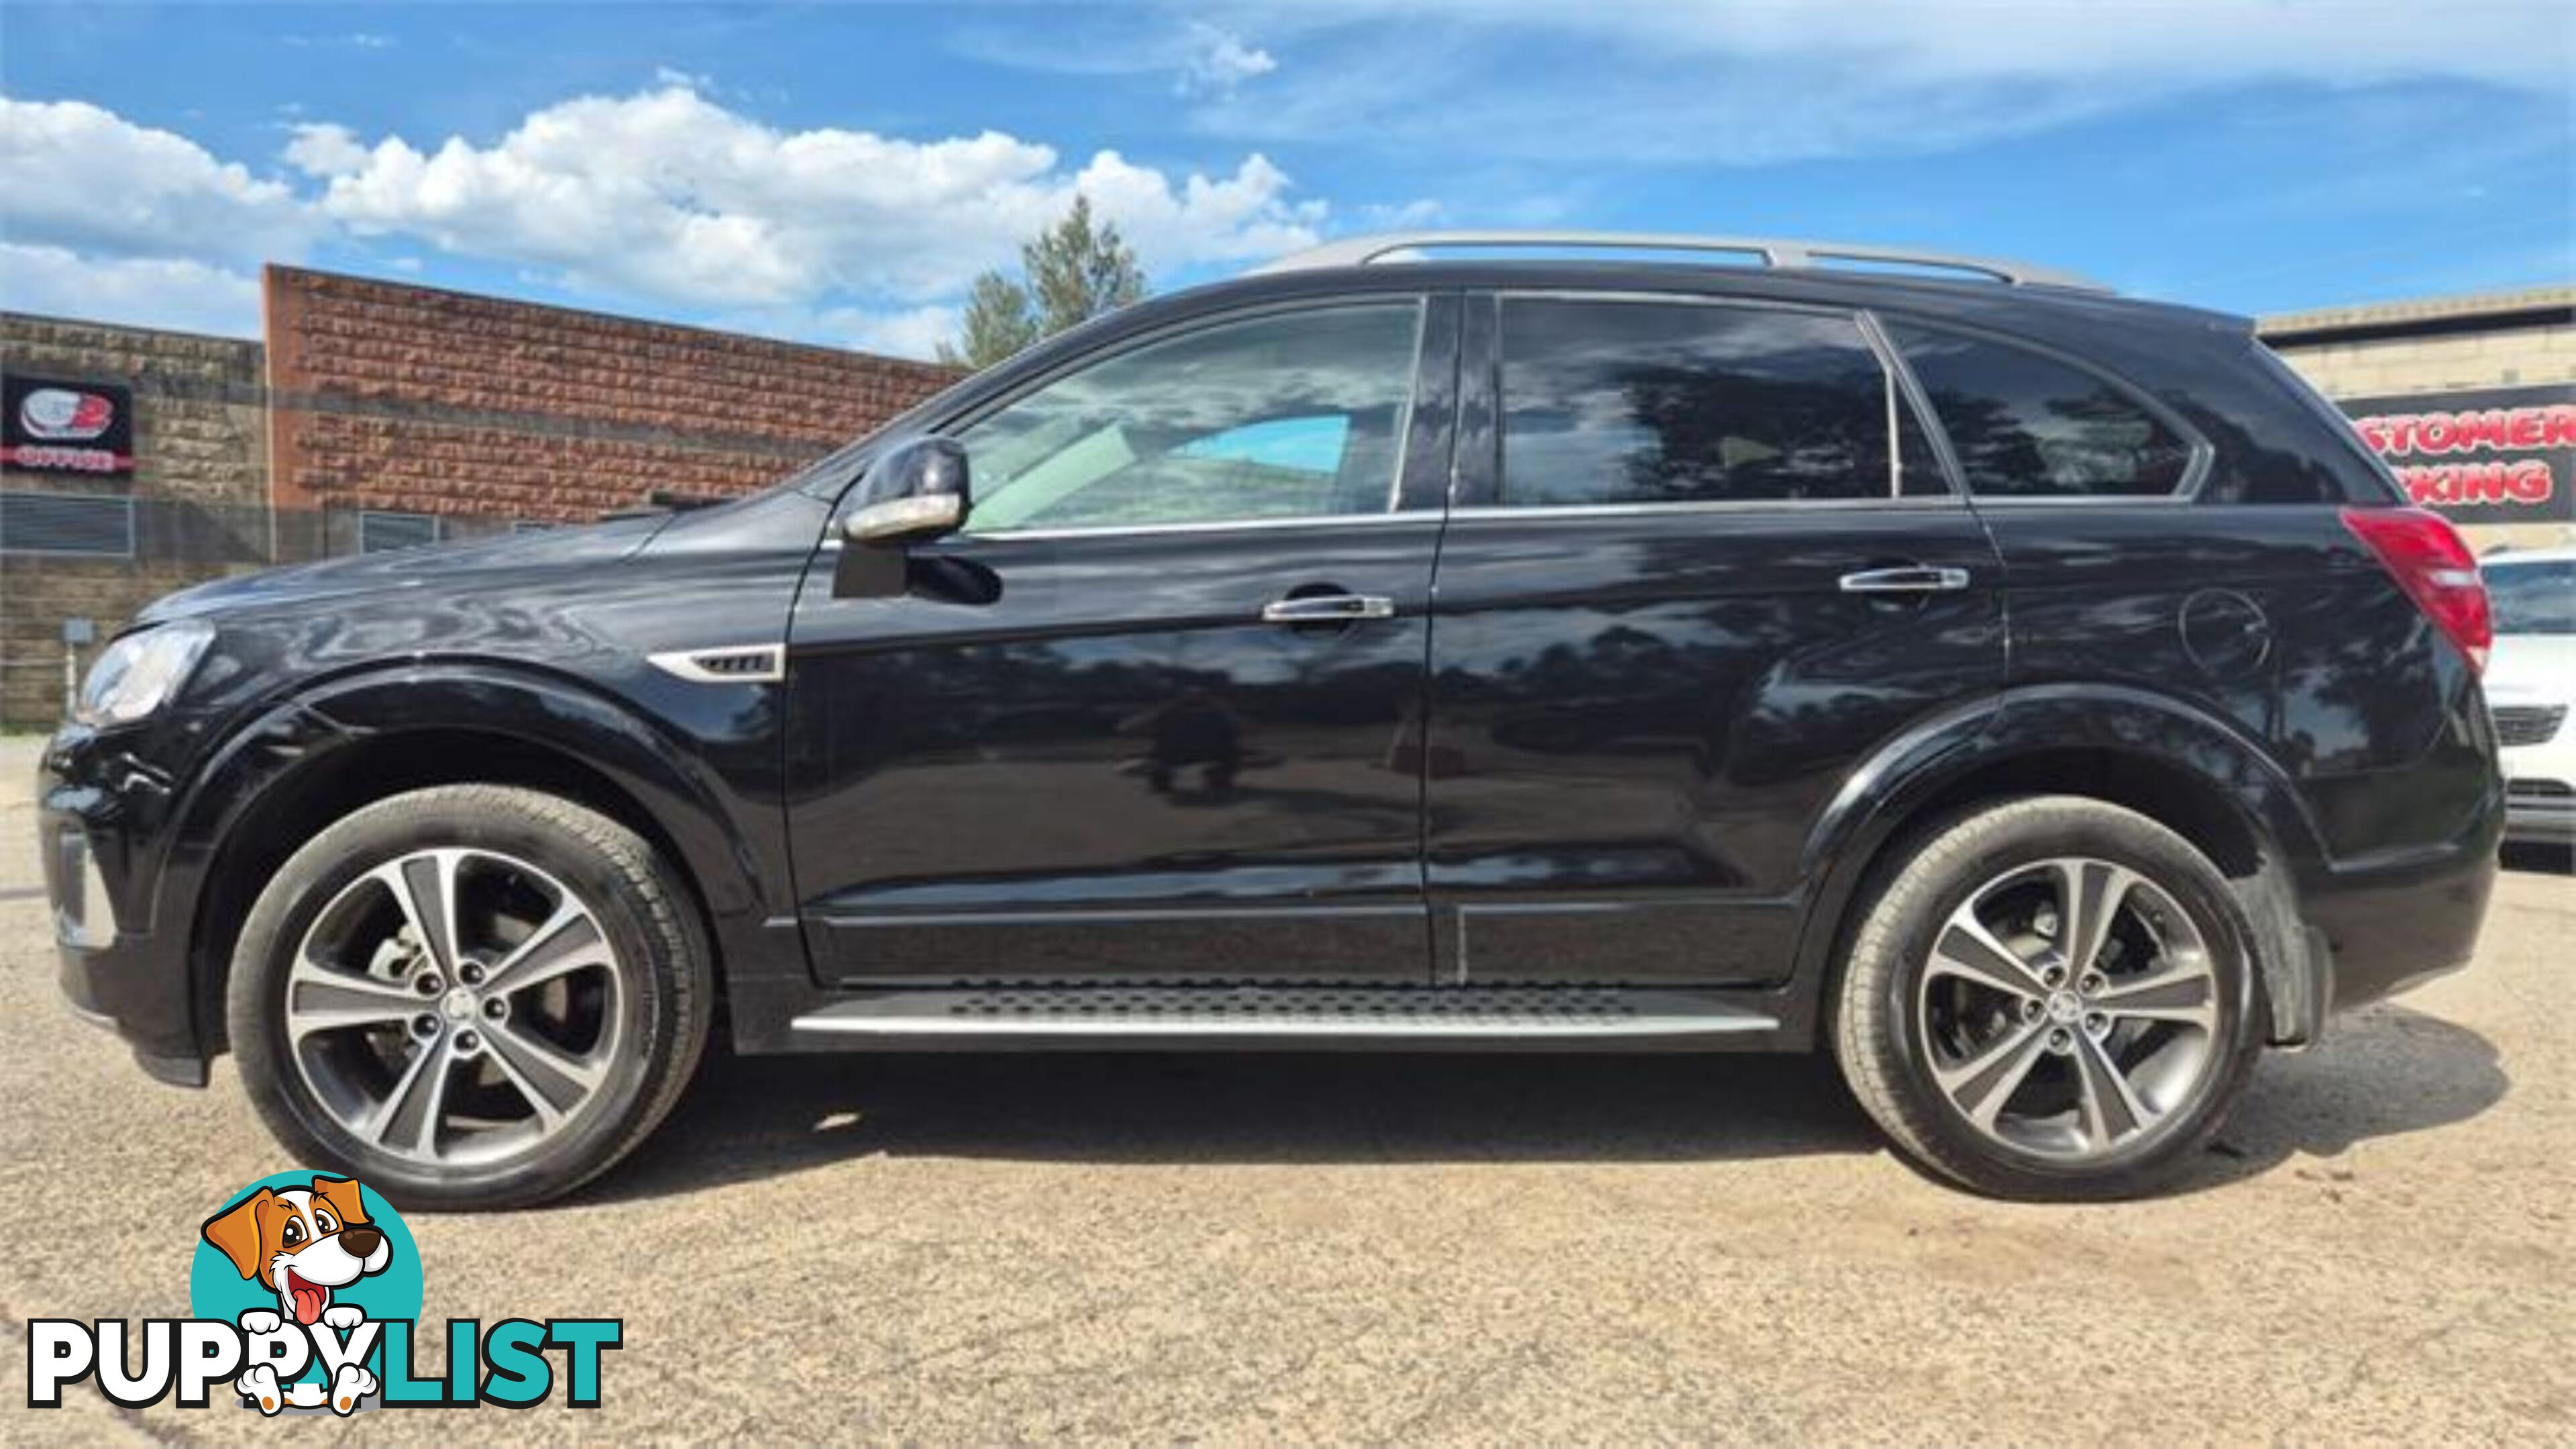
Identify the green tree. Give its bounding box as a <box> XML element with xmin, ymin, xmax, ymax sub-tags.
<box><xmin>940</xmin><ymin>197</ymin><xmax>1146</xmax><ymax>369</ymax></box>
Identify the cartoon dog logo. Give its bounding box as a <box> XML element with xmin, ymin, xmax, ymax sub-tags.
<box><xmin>201</xmin><ymin>1176</ymin><xmax>390</xmax><ymax>1414</ymax></box>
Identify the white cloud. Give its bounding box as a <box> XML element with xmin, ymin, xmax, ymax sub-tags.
<box><xmin>0</xmin><ymin>97</ymin><xmax>315</xmax><ymax>266</ymax></box>
<box><xmin>299</xmin><ymin>80</ymin><xmax>1325</xmax><ymax>309</ymax></box>
<box><xmin>0</xmin><ymin>242</ymin><xmax>262</xmax><ymax>337</ymax></box>
<box><xmin>282</xmin><ymin>122</ymin><xmax>369</xmax><ymax>178</ymax></box>
<box><xmin>821</xmin><ymin>303</ymin><xmax>963</xmax><ymax>362</ymax></box>
<box><xmin>1177</xmin><ymin>22</ymin><xmax>1277</xmax><ymax>96</ymax></box>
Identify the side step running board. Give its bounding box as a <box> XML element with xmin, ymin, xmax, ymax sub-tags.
<box><xmin>789</xmin><ymin>985</ymin><xmax>1780</xmax><ymax>1046</ymax></box>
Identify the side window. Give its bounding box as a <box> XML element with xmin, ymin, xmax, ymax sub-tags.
<box><xmin>1889</xmin><ymin>324</ymin><xmax>2194</xmax><ymax>498</ymax></box>
<box><xmin>1497</xmin><ymin>299</ymin><xmax>1921</xmax><ymax>506</ymax></box>
<box><xmin>959</xmin><ymin>303</ymin><xmax>1421</xmax><ymax>533</ymax></box>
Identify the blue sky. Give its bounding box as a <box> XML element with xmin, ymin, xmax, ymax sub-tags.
<box><xmin>2</xmin><ymin>1</ymin><xmax>2569</xmax><ymax>358</ymax></box>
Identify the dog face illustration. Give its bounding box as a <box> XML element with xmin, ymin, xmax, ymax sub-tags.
<box><xmin>201</xmin><ymin>1177</ymin><xmax>391</xmax><ymax>1326</ymax></box>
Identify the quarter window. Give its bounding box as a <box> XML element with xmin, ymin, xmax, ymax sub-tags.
<box><xmin>959</xmin><ymin>303</ymin><xmax>1422</xmax><ymax>533</ymax></box>
<box><xmin>1889</xmin><ymin>324</ymin><xmax>2194</xmax><ymax>498</ymax></box>
<box><xmin>1497</xmin><ymin>299</ymin><xmax>1928</xmax><ymax>507</ymax></box>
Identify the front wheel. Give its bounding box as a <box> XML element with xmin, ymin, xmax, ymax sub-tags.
<box><xmin>1832</xmin><ymin>796</ymin><xmax>2264</xmax><ymax>1200</ymax></box>
<box><xmin>229</xmin><ymin>786</ymin><xmax>711</xmax><ymax>1210</ymax></box>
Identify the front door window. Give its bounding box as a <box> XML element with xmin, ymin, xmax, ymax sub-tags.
<box><xmin>959</xmin><ymin>303</ymin><xmax>1424</xmax><ymax>533</ymax></box>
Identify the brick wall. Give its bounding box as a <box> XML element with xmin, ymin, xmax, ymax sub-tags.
<box><xmin>1</xmin><ymin>314</ymin><xmax>270</xmax><ymax>727</ymax></box>
<box><xmin>265</xmin><ymin>266</ymin><xmax>958</xmax><ymax>522</ymax></box>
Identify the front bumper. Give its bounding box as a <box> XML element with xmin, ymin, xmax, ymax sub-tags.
<box><xmin>38</xmin><ymin>732</ymin><xmax>209</xmax><ymax>1087</ymax></box>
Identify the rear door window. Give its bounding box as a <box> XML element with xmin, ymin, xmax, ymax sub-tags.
<box><xmin>1888</xmin><ymin>323</ymin><xmax>2195</xmax><ymax>498</ymax></box>
<box><xmin>1496</xmin><ymin>298</ymin><xmax>1941</xmax><ymax>506</ymax></box>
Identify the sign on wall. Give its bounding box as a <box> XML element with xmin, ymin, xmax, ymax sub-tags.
<box><xmin>2337</xmin><ymin>384</ymin><xmax>2574</xmax><ymax>527</ymax></box>
<box><xmin>1</xmin><ymin>375</ymin><xmax>135</xmax><ymax>476</ymax></box>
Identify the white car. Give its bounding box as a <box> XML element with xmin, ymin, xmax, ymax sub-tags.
<box><xmin>2484</xmin><ymin>545</ymin><xmax>2576</xmax><ymax>847</ymax></box>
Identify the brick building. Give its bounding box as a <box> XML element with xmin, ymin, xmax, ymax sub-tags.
<box><xmin>1</xmin><ymin>267</ymin><xmax>955</xmax><ymax>724</ymax></box>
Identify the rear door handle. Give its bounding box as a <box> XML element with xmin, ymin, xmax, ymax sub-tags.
<box><xmin>1260</xmin><ymin>593</ymin><xmax>1396</xmax><ymax>625</ymax></box>
<box><xmin>1837</xmin><ymin>566</ymin><xmax>1970</xmax><ymax>594</ymax></box>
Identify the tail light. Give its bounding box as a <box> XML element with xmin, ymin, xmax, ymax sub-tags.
<box><xmin>2341</xmin><ymin>506</ymin><xmax>2491</xmax><ymax>674</ymax></box>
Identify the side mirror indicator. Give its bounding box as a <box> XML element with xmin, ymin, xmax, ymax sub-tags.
<box><xmin>844</xmin><ymin>492</ymin><xmax>965</xmax><ymax>543</ymax></box>
<box><xmin>840</xmin><ymin>436</ymin><xmax>972</xmax><ymax>547</ymax></box>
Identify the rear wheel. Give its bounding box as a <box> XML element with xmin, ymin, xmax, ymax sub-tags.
<box><xmin>229</xmin><ymin>786</ymin><xmax>710</xmax><ymax>1210</ymax></box>
<box><xmin>1833</xmin><ymin>796</ymin><xmax>2263</xmax><ymax>1199</ymax></box>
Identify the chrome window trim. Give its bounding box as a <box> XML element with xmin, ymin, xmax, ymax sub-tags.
<box><xmin>1443</xmin><ymin>495</ymin><xmax>1968</xmax><ymax>525</ymax></box>
<box><xmin>1494</xmin><ymin>286</ymin><xmax>1864</xmax><ymax>319</ymax></box>
<box><xmin>926</xmin><ymin>510</ymin><xmax>1450</xmax><ymax>545</ymax></box>
<box><xmin>1872</xmin><ymin>313</ymin><xmax>2216</xmax><ymax>505</ymax></box>
<box><xmin>1855</xmin><ymin>309</ymin><xmax>1968</xmax><ymax>499</ymax></box>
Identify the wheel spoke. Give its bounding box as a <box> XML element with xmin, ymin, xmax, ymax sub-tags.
<box><xmin>285</xmin><ymin>967</ymin><xmax>425</xmax><ymax>1038</ymax></box>
<box><xmin>2070</xmin><ymin>1029</ymin><xmax>2155</xmax><ymax>1148</ymax></box>
<box><xmin>1929</xmin><ymin>908</ymin><xmax>2050</xmax><ymax>1001</ymax></box>
<box><xmin>484</xmin><ymin>1022</ymin><xmax>604</xmax><ymax>1122</ymax></box>
<box><xmin>482</xmin><ymin>903</ymin><xmax>612</xmax><ymax>996</ymax></box>
<box><xmin>2093</xmin><ymin>960</ymin><xmax>2218</xmax><ymax>1029</ymax></box>
<box><xmin>2051</xmin><ymin>859</ymin><xmax>2137</xmax><ymax>978</ymax></box>
<box><xmin>363</xmin><ymin>1044</ymin><xmax>453</xmax><ymax>1157</ymax></box>
<box><xmin>374</xmin><ymin>851</ymin><xmax>464</xmax><ymax>977</ymax></box>
<box><xmin>1933</xmin><ymin>1017</ymin><xmax>2052</xmax><ymax>1129</ymax></box>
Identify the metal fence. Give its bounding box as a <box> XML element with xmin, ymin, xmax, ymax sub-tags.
<box><xmin>1</xmin><ymin>496</ymin><xmax>559</xmax><ymax>727</ymax></box>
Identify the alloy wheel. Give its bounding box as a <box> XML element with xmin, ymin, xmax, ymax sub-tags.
<box><xmin>1916</xmin><ymin>856</ymin><xmax>2222</xmax><ymax>1160</ymax></box>
<box><xmin>282</xmin><ymin>847</ymin><xmax>625</xmax><ymax>1167</ymax></box>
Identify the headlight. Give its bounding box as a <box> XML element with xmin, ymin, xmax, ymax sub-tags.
<box><xmin>74</xmin><ymin>621</ymin><xmax>215</xmax><ymax>726</ymax></box>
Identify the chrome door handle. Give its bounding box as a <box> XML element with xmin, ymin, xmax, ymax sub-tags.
<box><xmin>1837</xmin><ymin>566</ymin><xmax>1970</xmax><ymax>594</ymax></box>
<box><xmin>1260</xmin><ymin>594</ymin><xmax>1396</xmax><ymax>625</ymax></box>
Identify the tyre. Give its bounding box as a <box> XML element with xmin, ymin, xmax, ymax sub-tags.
<box><xmin>228</xmin><ymin>785</ymin><xmax>712</xmax><ymax>1210</ymax></box>
<box><xmin>1832</xmin><ymin>795</ymin><xmax>2263</xmax><ymax>1200</ymax></box>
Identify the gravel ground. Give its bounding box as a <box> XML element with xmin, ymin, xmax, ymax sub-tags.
<box><xmin>2</xmin><ymin>736</ymin><xmax>2568</xmax><ymax>1444</ymax></box>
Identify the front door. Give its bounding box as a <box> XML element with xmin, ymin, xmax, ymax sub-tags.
<box><xmin>786</xmin><ymin>298</ymin><xmax>1451</xmax><ymax>985</ymax></box>
<box><xmin>1422</xmin><ymin>292</ymin><xmax>2008</xmax><ymax>984</ymax></box>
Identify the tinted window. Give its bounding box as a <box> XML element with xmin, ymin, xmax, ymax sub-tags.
<box><xmin>1891</xmin><ymin>324</ymin><xmax>2194</xmax><ymax>498</ymax></box>
<box><xmin>2487</xmin><ymin>560</ymin><xmax>2576</xmax><ymax>636</ymax></box>
<box><xmin>960</xmin><ymin>304</ymin><xmax>1421</xmax><ymax>533</ymax></box>
<box><xmin>1499</xmin><ymin>299</ymin><xmax>1910</xmax><ymax>506</ymax></box>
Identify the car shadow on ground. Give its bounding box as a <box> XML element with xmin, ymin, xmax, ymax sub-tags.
<box><xmin>584</xmin><ymin>1004</ymin><xmax>2507</xmax><ymax>1206</ymax></box>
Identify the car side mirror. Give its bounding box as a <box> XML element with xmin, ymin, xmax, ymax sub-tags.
<box><xmin>843</xmin><ymin>437</ymin><xmax>971</xmax><ymax>545</ymax></box>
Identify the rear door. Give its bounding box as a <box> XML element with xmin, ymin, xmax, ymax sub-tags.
<box><xmin>786</xmin><ymin>297</ymin><xmax>1455</xmax><ymax>985</ymax></box>
<box><xmin>1421</xmin><ymin>291</ymin><xmax>2006</xmax><ymax>983</ymax></box>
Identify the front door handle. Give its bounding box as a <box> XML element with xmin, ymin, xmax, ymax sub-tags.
<box><xmin>1260</xmin><ymin>593</ymin><xmax>1396</xmax><ymax>625</ymax></box>
<box><xmin>1837</xmin><ymin>566</ymin><xmax>1970</xmax><ymax>594</ymax></box>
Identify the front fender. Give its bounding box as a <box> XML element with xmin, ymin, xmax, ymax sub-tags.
<box><xmin>173</xmin><ymin>663</ymin><xmax>783</xmax><ymax>922</ymax></box>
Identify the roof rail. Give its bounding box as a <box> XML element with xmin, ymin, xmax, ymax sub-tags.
<box><xmin>1253</xmin><ymin>230</ymin><xmax>2112</xmax><ymax>293</ymax></box>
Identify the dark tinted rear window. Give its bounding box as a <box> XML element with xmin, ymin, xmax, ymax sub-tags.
<box><xmin>1499</xmin><ymin>299</ymin><xmax>1917</xmax><ymax>506</ymax></box>
<box><xmin>1891</xmin><ymin>324</ymin><xmax>2194</xmax><ymax>498</ymax></box>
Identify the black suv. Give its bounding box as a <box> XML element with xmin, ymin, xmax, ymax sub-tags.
<box><xmin>39</xmin><ymin>233</ymin><xmax>2503</xmax><ymax>1208</ymax></box>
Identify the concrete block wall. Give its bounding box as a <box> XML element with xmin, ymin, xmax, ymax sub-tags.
<box><xmin>1</xmin><ymin>315</ymin><xmax>270</xmax><ymax>727</ymax></box>
<box><xmin>2263</xmin><ymin>286</ymin><xmax>2576</xmax><ymax>551</ymax></box>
